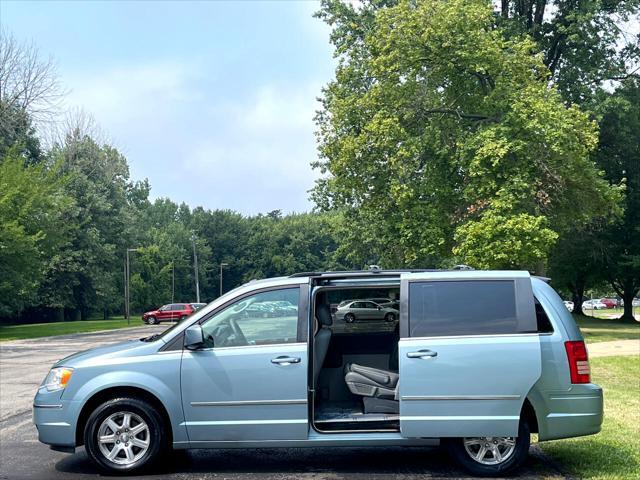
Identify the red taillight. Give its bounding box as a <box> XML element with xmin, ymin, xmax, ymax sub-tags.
<box><xmin>565</xmin><ymin>340</ymin><xmax>591</xmax><ymax>384</ymax></box>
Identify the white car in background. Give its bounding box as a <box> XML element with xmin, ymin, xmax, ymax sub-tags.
<box><xmin>563</xmin><ymin>301</ymin><xmax>574</xmax><ymax>312</ymax></box>
<box><xmin>582</xmin><ymin>299</ymin><xmax>607</xmax><ymax>310</ymax></box>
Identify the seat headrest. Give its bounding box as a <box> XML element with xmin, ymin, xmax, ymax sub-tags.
<box><xmin>316</xmin><ymin>304</ymin><xmax>332</xmax><ymax>326</ymax></box>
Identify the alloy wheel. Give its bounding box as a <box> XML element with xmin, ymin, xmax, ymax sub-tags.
<box><xmin>97</xmin><ymin>411</ymin><xmax>150</xmax><ymax>466</ymax></box>
<box><xmin>463</xmin><ymin>436</ymin><xmax>516</xmax><ymax>465</ymax></box>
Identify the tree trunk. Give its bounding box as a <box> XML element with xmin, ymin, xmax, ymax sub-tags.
<box><xmin>620</xmin><ymin>291</ymin><xmax>638</xmax><ymax>323</ymax></box>
<box><xmin>570</xmin><ymin>278</ymin><xmax>585</xmax><ymax>316</ymax></box>
<box><xmin>571</xmin><ymin>290</ymin><xmax>584</xmax><ymax>316</ymax></box>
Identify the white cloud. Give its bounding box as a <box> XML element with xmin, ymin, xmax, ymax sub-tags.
<box><xmin>65</xmin><ymin>60</ymin><xmax>202</xmax><ymax>126</ymax></box>
<box><xmin>61</xmin><ymin>59</ymin><xmax>323</xmax><ymax>214</ymax></box>
<box><xmin>184</xmin><ymin>84</ymin><xmax>322</xmax><ymax>213</ymax></box>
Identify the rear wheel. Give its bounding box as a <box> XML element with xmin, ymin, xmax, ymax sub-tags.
<box><xmin>446</xmin><ymin>420</ymin><xmax>530</xmax><ymax>477</ymax></box>
<box><xmin>180</xmin><ymin>315</ymin><xmax>187</xmax><ymax>321</ymax></box>
<box><xmin>344</xmin><ymin>313</ymin><xmax>356</xmax><ymax>323</ymax></box>
<box><xmin>147</xmin><ymin>316</ymin><xmax>158</xmax><ymax>325</ymax></box>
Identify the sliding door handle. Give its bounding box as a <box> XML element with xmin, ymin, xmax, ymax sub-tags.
<box><xmin>271</xmin><ymin>356</ymin><xmax>301</xmax><ymax>365</ymax></box>
<box><xmin>407</xmin><ymin>349</ymin><xmax>437</xmax><ymax>359</ymax></box>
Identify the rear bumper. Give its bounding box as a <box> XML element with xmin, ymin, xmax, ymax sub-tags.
<box><xmin>537</xmin><ymin>384</ymin><xmax>603</xmax><ymax>441</ymax></box>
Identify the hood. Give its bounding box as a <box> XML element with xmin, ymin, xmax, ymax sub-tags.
<box><xmin>143</xmin><ymin>309</ymin><xmax>160</xmax><ymax>316</ymax></box>
<box><xmin>54</xmin><ymin>338</ymin><xmax>157</xmax><ymax>368</ymax></box>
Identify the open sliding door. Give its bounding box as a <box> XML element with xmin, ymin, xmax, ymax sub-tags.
<box><xmin>398</xmin><ymin>271</ymin><xmax>541</xmax><ymax>438</ymax></box>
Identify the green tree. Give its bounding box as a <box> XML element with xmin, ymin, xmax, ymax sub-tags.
<box><xmin>129</xmin><ymin>199</ymin><xmax>214</xmax><ymax>309</ymax></box>
<box><xmin>314</xmin><ymin>0</ymin><xmax>619</xmax><ymax>270</ymax></box>
<box><xmin>0</xmin><ymin>148</ymin><xmax>71</xmax><ymax>317</ymax></box>
<box><xmin>496</xmin><ymin>0</ymin><xmax>640</xmax><ymax>105</ymax></box>
<box><xmin>39</xmin><ymin>130</ymin><xmax>134</xmax><ymax>320</ymax></box>
<box><xmin>594</xmin><ymin>79</ymin><xmax>640</xmax><ymax>322</ymax></box>
<box><xmin>0</xmin><ymin>101</ymin><xmax>43</xmax><ymax>163</ymax></box>
<box><xmin>548</xmin><ymin>229</ymin><xmax>603</xmax><ymax>316</ymax></box>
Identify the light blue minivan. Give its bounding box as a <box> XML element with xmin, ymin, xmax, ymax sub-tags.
<box><xmin>33</xmin><ymin>269</ymin><xmax>603</xmax><ymax>476</ymax></box>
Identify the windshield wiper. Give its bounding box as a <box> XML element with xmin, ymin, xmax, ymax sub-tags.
<box><xmin>141</xmin><ymin>333</ymin><xmax>162</xmax><ymax>342</ymax></box>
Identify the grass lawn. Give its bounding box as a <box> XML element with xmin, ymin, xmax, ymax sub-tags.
<box><xmin>584</xmin><ymin>307</ymin><xmax>640</xmax><ymax>320</ymax></box>
<box><xmin>539</xmin><ymin>355</ymin><xmax>640</xmax><ymax>480</ymax></box>
<box><xmin>574</xmin><ymin>315</ymin><xmax>640</xmax><ymax>343</ymax></box>
<box><xmin>0</xmin><ymin>317</ymin><xmax>139</xmax><ymax>342</ymax></box>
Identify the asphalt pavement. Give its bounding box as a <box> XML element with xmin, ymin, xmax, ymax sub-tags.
<box><xmin>0</xmin><ymin>325</ymin><xmax>564</xmax><ymax>480</ymax></box>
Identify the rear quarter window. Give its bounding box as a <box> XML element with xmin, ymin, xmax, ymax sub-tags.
<box><xmin>409</xmin><ymin>280</ymin><xmax>518</xmax><ymax>337</ymax></box>
<box><xmin>535</xmin><ymin>298</ymin><xmax>554</xmax><ymax>333</ymax></box>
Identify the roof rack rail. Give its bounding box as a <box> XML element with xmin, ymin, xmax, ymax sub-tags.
<box><xmin>288</xmin><ymin>268</ymin><xmax>447</xmax><ymax>278</ymax></box>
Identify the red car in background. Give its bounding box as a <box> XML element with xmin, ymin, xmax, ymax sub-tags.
<box><xmin>600</xmin><ymin>298</ymin><xmax>617</xmax><ymax>309</ymax></box>
<box><xmin>142</xmin><ymin>303</ymin><xmax>196</xmax><ymax>324</ymax></box>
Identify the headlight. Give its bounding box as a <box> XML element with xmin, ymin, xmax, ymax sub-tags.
<box><xmin>42</xmin><ymin>367</ymin><xmax>74</xmax><ymax>392</ymax></box>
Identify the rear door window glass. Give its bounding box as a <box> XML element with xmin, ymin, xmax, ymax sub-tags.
<box><xmin>409</xmin><ymin>280</ymin><xmax>518</xmax><ymax>337</ymax></box>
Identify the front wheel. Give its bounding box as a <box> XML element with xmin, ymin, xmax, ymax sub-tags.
<box><xmin>344</xmin><ymin>313</ymin><xmax>356</xmax><ymax>323</ymax></box>
<box><xmin>384</xmin><ymin>312</ymin><xmax>396</xmax><ymax>322</ymax></box>
<box><xmin>147</xmin><ymin>316</ymin><xmax>158</xmax><ymax>325</ymax></box>
<box><xmin>84</xmin><ymin>397</ymin><xmax>168</xmax><ymax>473</ymax></box>
<box><xmin>446</xmin><ymin>421</ymin><xmax>530</xmax><ymax>477</ymax></box>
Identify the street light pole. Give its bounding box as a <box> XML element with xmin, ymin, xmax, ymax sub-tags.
<box><xmin>192</xmin><ymin>235</ymin><xmax>200</xmax><ymax>303</ymax></box>
<box><xmin>123</xmin><ymin>257</ymin><xmax>128</xmax><ymax>323</ymax></box>
<box><xmin>126</xmin><ymin>248</ymin><xmax>140</xmax><ymax>326</ymax></box>
<box><xmin>219</xmin><ymin>262</ymin><xmax>228</xmax><ymax>297</ymax></box>
<box><xmin>171</xmin><ymin>261</ymin><xmax>175</xmax><ymax>303</ymax></box>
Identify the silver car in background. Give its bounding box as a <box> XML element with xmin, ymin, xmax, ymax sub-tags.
<box><xmin>336</xmin><ymin>300</ymin><xmax>399</xmax><ymax>323</ymax></box>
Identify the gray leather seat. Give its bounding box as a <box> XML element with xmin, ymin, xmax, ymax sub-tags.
<box><xmin>344</xmin><ymin>363</ymin><xmax>399</xmax><ymax>398</ymax></box>
<box><xmin>313</xmin><ymin>304</ymin><xmax>333</xmax><ymax>386</ymax></box>
<box><xmin>344</xmin><ymin>342</ymin><xmax>400</xmax><ymax>413</ymax></box>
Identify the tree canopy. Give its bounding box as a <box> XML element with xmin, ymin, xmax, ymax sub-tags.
<box><xmin>313</xmin><ymin>0</ymin><xmax>621</xmax><ymax>270</ymax></box>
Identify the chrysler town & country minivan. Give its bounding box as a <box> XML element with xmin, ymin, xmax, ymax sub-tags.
<box><xmin>33</xmin><ymin>269</ymin><xmax>603</xmax><ymax>476</ymax></box>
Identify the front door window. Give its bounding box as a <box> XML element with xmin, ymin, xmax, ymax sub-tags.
<box><xmin>201</xmin><ymin>288</ymin><xmax>299</xmax><ymax>348</ymax></box>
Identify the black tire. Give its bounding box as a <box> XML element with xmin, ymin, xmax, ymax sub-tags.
<box><xmin>180</xmin><ymin>315</ymin><xmax>187</xmax><ymax>321</ymax></box>
<box><xmin>84</xmin><ymin>397</ymin><xmax>168</xmax><ymax>474</ymax></box>
<box><xmin>384</xmin><ymin>312</ymin><xmax>396</xmax><ymax>322</ymax></box>
<box><xmin>147</xmin><ymin>316</ymin><xmax>158</xmax><ymax>325</ymax></box>
<box><xmin>344</xmin><ymin>313</ymin><xmax>356</xmax><ymax>323</ymax></box>
<box><xmin>445</xmin><ymin>420</ymin><xmax>530</xmax><ymax>477</ymax></box>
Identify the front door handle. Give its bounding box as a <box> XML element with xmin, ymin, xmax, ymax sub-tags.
<box><xmin>271</xmin><ymin>356</ymin><xmax>301</xmax><ymax>365</ymax></box>
<box><xmin>407</xmin><ymin>349</ymin><xmax>438</xmax><ymax>359</ymax></box>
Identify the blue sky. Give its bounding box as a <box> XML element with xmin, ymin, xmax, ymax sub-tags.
<box><xmin>1</xmin><ymin>1</ymin><xmax>335</xmax><ymax>214</ymax></box>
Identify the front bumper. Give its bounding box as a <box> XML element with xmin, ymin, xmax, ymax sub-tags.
<box><xmin>538</xmin><ymin>383</ymin><xmax>603</xmax><ymax>441</ymax></box>
<box><xmin>33</xmin><ymin>388</ymin><xmax>80</xmax><ymax>450</ymax></box>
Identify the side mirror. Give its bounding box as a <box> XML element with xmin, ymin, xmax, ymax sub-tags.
<box><xmin>184</xmin><ymin>324</ymin><xmax>205</xmax><ymax>350</ymax></box>
<box><xmin>377</xmin><ymin>306</ymin><xmax>382</xmax><ymax>310</ymax></box>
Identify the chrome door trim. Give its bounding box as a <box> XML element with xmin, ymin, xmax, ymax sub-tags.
<box><xmin>401</xmin><ymin>333</ymin><xmax>539</xmax><ymax>341</ymax></box>
<box><xmin>190</xmin><ymin>398</ymin><xmax>307</xmax><ymax>407</ymax></box>
<box><xmin>401</xmin><ymin>415</ymin><xmax>520</xmax><ymax>421</ymax></box>
<box><xmin>401</xmin><ymin>395</ymin><xmax>521</xmax><ymax>401</ymax></box>
<box><xmin>183</xmin><ymin>419</ymin><xmax>308</xmax><ymax>426</ymax></box>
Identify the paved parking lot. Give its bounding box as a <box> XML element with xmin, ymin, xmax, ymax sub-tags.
<box><xmin>0</xmin><ymin>326</ymin><xmax>564</xmax><ymax>480</ymax></box>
